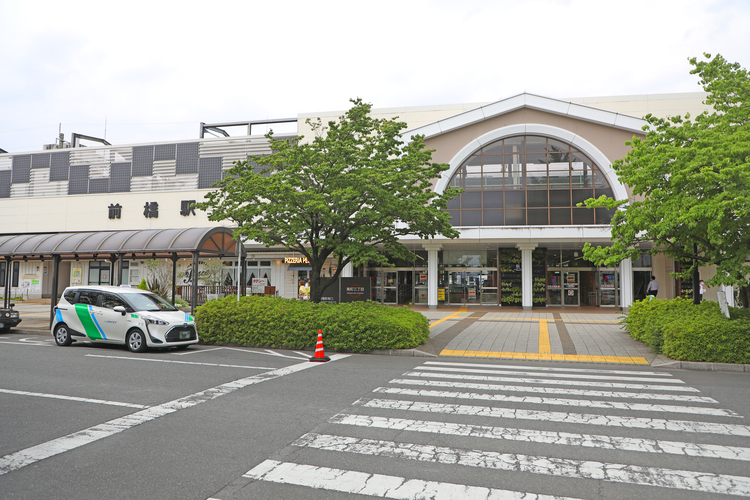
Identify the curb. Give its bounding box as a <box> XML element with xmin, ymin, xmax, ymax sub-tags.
<box><xmin>650</xmin><ymin>360</ymin><xmax>750</xmax><ymax>372</ymax></box>
<box><xmin>370</xmin><ymin>349</ymin><xmax>437</xmax><ymax>357</ymax></box>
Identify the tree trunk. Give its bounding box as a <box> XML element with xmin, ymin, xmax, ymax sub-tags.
<box><xmin>737</xmin><ymin>285</ymin><xmax>750</xmax><ymax>309</ymax></box>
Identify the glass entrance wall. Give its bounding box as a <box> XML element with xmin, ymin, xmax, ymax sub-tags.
<box><xmin>442</xmin><ymin>269</ymin><xmax>498</xmax><ymax>304</ymax></box>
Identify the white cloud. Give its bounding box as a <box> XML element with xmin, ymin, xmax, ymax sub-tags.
<box><xmin>0</xmin><ymin>0</ymin><xmax>748</xmax><ymax>152</ymax></box>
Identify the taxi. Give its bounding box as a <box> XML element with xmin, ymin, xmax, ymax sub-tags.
<box><xmin>52</xmin><ymin>285</ymin><xmax>198</xmax><ymax>352</ymax></box>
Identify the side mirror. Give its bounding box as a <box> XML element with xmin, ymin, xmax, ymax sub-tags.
<box><xmin>113</xmin><ymin>306</ymin><xmax>127</xmax><ymax>316</ymax></box>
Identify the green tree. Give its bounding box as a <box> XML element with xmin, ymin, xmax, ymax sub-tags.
<box><xmin>582</xmin><ymin>53</ymin><xmax>750</xmax><ymax>306</ymax></box>
<box><xmin>197</xmin><ymin>99</ymin><xmax>460</xmax><ymax>302</ymax></box>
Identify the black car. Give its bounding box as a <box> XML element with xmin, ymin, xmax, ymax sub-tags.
<box><xmin>0</xmin><ymin>303</ymin><xmax>21</xmax><ymax>333</ymax></box>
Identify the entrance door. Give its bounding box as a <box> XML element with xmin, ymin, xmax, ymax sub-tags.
<box><xmin>563</xmin><ymin>271</ymin><xmax>579</xmax><ymax>306</ymax></box>
<box><xmin>397</xmin><ymin>271</ymin><xmax>413</xmax><ymax>304</ymax></box>
<box><xmin>444</xmin><ymin>269</ymin><xmax>497</xmax><ymax>304</ymax></box>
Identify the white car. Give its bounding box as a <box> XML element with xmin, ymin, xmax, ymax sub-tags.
<box><xmin>52</xmin><ymin>285</ymin><xmax>198</xmax><ymax>352</ymax></box>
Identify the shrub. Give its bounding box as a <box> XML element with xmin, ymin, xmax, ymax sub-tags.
<box><xmin>138</xmin><ymin>279</ymin><xmax>148</xmax><ymax>290</ymax></box>
<box><xmin>194</xmin><ymin>296</ymin><xmax>430</xmax><ymax>353</ymax></box>
<box><xmin>625</xmin><ymin>297</ymin><xmax>750</xmax><ymax>363</ymax></box>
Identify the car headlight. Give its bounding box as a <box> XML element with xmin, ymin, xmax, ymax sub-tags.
<box><xmin>143</xmin><ymin>316</ymin><xmax>169</xmax><ymax>326</ymax></box>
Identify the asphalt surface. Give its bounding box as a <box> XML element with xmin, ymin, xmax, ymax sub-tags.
<box><xmin>1</xmin><ymin>334</ymin><xmax>749</xmax><ymax>500</ymax></box>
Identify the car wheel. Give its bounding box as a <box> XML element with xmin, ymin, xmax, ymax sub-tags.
<box><xmin>54</xmin><ymin>324</ymin><xmax>73</xmax><ymax>346</ymax></box>
<box><xmin>126</xmin><ymin>329</ymin><xmax>147</xmax><ymax>353</ymax></box>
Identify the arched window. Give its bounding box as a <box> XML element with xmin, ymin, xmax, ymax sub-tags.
<box><xmin>444</xmin><ymin>135</ymin><xmax>615</xmax><ymax>226</ymax></box>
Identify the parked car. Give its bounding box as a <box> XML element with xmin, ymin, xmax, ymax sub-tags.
<box><xmin>52</xmin><ymin>285</ymin><xmax>198</xmax><ymax>352</ymax></box>
<box><xmin>0</xmin><ymin>303</ymin><xmax>21</xmax><ymax>333</ymax></box>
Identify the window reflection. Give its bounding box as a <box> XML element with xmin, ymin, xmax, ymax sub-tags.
<box><xmin>444</xmin><ymin>135</ymin><xmax>614</xmax><ymax>226</ymax></box>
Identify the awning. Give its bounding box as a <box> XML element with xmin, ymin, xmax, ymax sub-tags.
<box><xmin>0</xmin><ymin>227</ymin><xmax>242</xmax><ymax>260</ymax></box>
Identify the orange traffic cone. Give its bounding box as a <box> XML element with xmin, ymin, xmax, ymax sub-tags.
<box><xmin>309</xmin><ymin>329</ymin><xmax>330</xmax><ymax>362</ymax></box>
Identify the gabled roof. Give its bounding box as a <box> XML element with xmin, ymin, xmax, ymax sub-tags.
<box><xmin>402</xmin><ymin>93</ymin><xmax>648</xmax><ymax>142</ymax></box>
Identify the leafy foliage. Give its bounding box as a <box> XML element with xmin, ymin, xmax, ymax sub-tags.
<box><xmin>197</xmin><ymin>98</ymin><xmax>460</xmax><ymax>302</ymax></box>
<box><xmin>194</xmin><ymin>296</ymin><xmax>430</xmax><ymax>352</ymax></box>
<box><xmin>624</xmin><ymin>297</ymin><xmax>750</xmax><ymax>363</ymax></box>
<box><xmin>582</xmin><ymin>54</ymin><xmax>750</xmax><ymax>296</ymax></box>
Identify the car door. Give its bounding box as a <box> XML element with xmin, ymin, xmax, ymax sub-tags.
<box><xmin>97</xmin><ymin>292</ymin><xmax>131</xmax><ymax>343</ymax></box>
<box><xmin>72</xmin><ymin>290</ymin><xmax>108</xmax><ymax>341</ymax></box>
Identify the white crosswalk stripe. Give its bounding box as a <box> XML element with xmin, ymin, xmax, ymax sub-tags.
<box><xmin>235</xmin><ymin>361</ymin><xmax>750</xmax><ymax>499</ymax></box>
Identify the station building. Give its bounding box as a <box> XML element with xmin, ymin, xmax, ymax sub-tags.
<box><xmin>0</xmin><ymin>92</ymin><xmax>735</xmax><ymax>310</ymax></box>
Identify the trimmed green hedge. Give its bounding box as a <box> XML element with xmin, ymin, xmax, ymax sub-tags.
<box><xmin>624</xmin><ymin>297</ymin><xmax>750</xmax><ymax>363</ymax></box>
<box><xmin>194</xmin><ymin>295</ymin><xmax>430</xmax><ymax>352</ymax></box>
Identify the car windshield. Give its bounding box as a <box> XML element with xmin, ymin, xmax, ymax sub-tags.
<box><xmin>127</xmin><ymin>293</ymin><xmax>178</xmax><ymax>312</ymax></box>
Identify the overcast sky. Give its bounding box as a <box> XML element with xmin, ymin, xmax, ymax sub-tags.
<box><xmin>1</xmin><ymin>0</ymin><xmax>748</xmax><ymax>153</ymax></box>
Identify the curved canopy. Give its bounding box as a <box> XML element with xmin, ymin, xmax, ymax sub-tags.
<box><xmin>0</xmin><ymin>227</ymin><xmax>243</xmax><ymax>260</ymax></box>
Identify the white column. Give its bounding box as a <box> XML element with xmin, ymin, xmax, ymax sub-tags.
<box><xmin>424</xmin><ymin>244</ymin><xmax>441</xmax><ymax>309</ymax></box>
<box><xmin>620</xmin><ymin>257</ymin><xmax>633</xmax><ymax>311</ymax></box>
<box><xmin>341</xmin><ymin>262</ymin><xmax>353</xmax><ymax>278</ymax></box>
<box><xmin>517</xmin><ymin>244</ymin><xmax>537</xmax><ymax>311</ymax></box>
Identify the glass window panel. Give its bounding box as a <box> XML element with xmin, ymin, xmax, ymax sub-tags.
<box><xmin>461</xmin><ymin>210</ymin><xmax>481</xmax><ymax>226</ymax></box>
<box><xmin>465</xmin><ymin>155</ymin><xmax>482</xmax><ymax>168</ymax></box>
<box><xmin>503</xmin><ymin>162</ymin><xmax>524</xmax><ymax>189</ymax></box>
<box><xmin>527</xmin><ymin>190</ymin><xmax>548</xmax><ymax>207</ymax></box>
<box><xmin>526</xmin><ymin>162</ymin><xmax>547</xmax><ymax>189</ymax></box>
<box><xmin>572</xmin><ymin>207</ymin><xmax>595</xmax><ymax>224</ymax></box>
<box><xmin>463</xmin><ymin>173</ymin><xmax>482</xmax><ymax>190</ymax></box>
<box><xmin>595</xmin><ymin>207</ymin><xmax>615</xmax><ymax>224</ymax></box>
<box><xmin>483</xmin><ymin>191</ymin><xmax>503</xmax><ymax>208</ymax></box>
<box><xmin>593</xmin><ymin>168</ymin><xmax>609</xmax><ymax>188</ymax></box>
<box><xmin>446</xmin><ymin>195</ymin><xmax>460</xmax><ymax>209</ymax></box>
<box><xmin>549</xmin><ymin>190</ymin><xmax>571</xmax><ymax>207</ymax></box>
<box><xmin>449</xmin><ymin>175</ymin><xmax>461</xmax><ymax>188</ymax></box>
<box><xmin>571</xmin><ymin>153</ymin><xmax>594</xmax><ymax>188</ymax></box>
<box><xmin>572</xmin><ymin>189</ymin><xmax>594</xmax><ymax>205</ymax></box>
<box><xmin>526</xmin><ymin>136</ymin><xmax>547</xmax><ymax>153</ymax></box>
<box><xmin>447</xmin><ymin>210</ymin><xmax>460</xmax><ymax>226</ymax></box>
<box><xmin>504</xmin><ymin>136</ymin><xmax>524</xmax><ymax>155</ymax></box>
<box><xmin>483</xmin><ymin>160</ymin><xmax>503</xmax><ymax>188</ymax></box>
<box><xmin>528</xmin><ymin>209</ymin><xmax>548</xmax><ymax>225</ymax></box>
<box><xmin>505</xmin><ymin>190</ymin><xmax>525</xmax><ymax>208</ymax></box>
<box><xmin>482</xmin><ymin>142</ymin><xmax>504</xmax><ymax>155</ymax></box>
<box><xmin>461</xmin><ymin>191</ymin><xmax>482</xmax><ymax>209</ymax></box>
<box><xmin>505</xmin><ymin>209</ymin><xmax>525</xmax><ymax>225</ymax></box>
<box><xmin>483</xmin><ymin>209</ymin><xmax>503</xmax><ymax>225</ymax></box>
<box><xmin>550</xmin><ymin>208</ymin><xmax>571</xmax><ymax>225</ymax></box>
<box><xmin>595</xmin><ymin>188</ymin><xmax>613</xmax><ymax>200</ymax></box>
<box><xmin>548</xmin><ymin>167</ymin><xmax>570</xmax><ymax>188</ymax></box>
<box><xmin>548</xmin><ymin>139</ymin><xmax>570</xmax><ymax>154</ymax></box>
<box><xmin>547</xmin><ymin>249</ymin><xmax>562</xmax><ymax>268</ymax></box>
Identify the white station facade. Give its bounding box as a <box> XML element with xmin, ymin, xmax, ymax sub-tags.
<box><xmin>0</xmin><ymin>92</ymin><xmax>734</xmax><ymax>309</ymax></box>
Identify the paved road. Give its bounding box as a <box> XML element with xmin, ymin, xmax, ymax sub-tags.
<box><xmin>1</xmin><ymin>332</ymin><xmax>749</xmax><ymax>499</ymax></box>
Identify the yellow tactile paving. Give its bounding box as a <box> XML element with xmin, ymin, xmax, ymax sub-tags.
<box><xmin>439</xmin><ymin>349</ymin><xmax>649</xmax><ymax>364</ymax></box>
<box><xmin>436</xmin><ymin>312</ymin><xmax>649</xmax><ymax>364</ymax></box>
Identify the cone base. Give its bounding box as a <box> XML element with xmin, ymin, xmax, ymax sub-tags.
<box><xmin>309</xmin><ymin>355</ymin><xmax>331</xmax><ymax>362</ymax></box>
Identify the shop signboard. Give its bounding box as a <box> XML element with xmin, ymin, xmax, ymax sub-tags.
<box><xmin>340</xmin><ymin>277</ymin><xmax>370</xmax><ymax>303</ymax></box>
<box><xmin>251</xmin><ymin>277</ymin><xmax>267</xmax><ymax>294</ymax></box>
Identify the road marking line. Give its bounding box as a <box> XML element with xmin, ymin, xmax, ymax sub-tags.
<box><xmin>440</xmin><ymin>349</ymin><xmax>649</xmax><ymax>363</ymax></box>
<box><xmin>0</xmin><ymin>388</ymin><xmax>148</xmax><ymax>409</ymax></box>
<box><xmin>0</xmin><ymin>341</ymin><xmax>52</xmax><ymax>346</ymax></box>
<box><xmin>424</xmin><ymin>360</ymin><xmax>673</xmax><ymax>376</ymax></box>
<box><xmin>0</xmin><ymin>354</ymin><xmax>349</xmax><ymax>476</ymax></box>
<box><xmin>416</xmin><ymin>365</ymin><xmax>683</xmax><ymax>383</ymax></box>
<box><xmin>172</xmin><ymin>346</ymin><xmax>308</xmax><ymax>360</ymax></box>
<box><xmin>293</xmin><ymin>433</ymin><xmax>750</xmax><ymax>496</ymax></box>
<box><xmin>389</xmin><ymin>378</ymin><xmax>717</xmax><ymax>403</ymax></box>
<box><xmin>85</xmin><ymin>354</ymin><xmax>272</xmax><ymax>370</ymax></box>
<box><xmin>244</xmin><ymin>459</ymin><xmax>585</xmax><ymax>500</ymax></box>
<box><xmin>355</xmin><ymin>398</ymin><xmax>750</xmax><ymax>436</ymax></box>
<box><xmin>373</xmin><ymin>387</ymin><xmax>737</xmax><ymax>417</ymax></box>
<box><xmin>331</xmin><ymin>414</ymin><xmax>750</xmax><ymax>462</ymax></box>
<box><xmin>538</xmin><ymin>319</ymin><xmax>551</xmax><ymax>355</ymax></box>
<box><xmin>403</xmin><ymin>371</ymin><xmax>700</xmax><ymax>392</ymax></box>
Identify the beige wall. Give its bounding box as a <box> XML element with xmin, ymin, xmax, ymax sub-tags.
<box><xmin>1</xmin><ymin>190</ymin><xmax>225</xmax><ymax>233</ymax></box>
